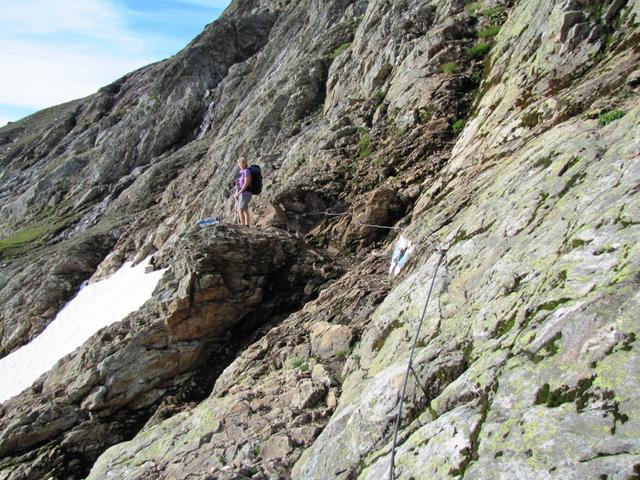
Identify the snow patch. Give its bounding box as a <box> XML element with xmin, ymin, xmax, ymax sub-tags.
<box><xmin>0</xmin><ymin>257</ymin><xmax>166</xmax><ymax>403</ymax></box>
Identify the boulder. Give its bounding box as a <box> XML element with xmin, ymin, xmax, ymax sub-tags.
<box><xmin>309</xmin><ymin>322</ymin><xmax>353</xmax><ymax>359</ymax></box>
<box><xmin>260</xmin><ymin>434</ymin><xmax>293</xmax><ymax>460</ymax></box>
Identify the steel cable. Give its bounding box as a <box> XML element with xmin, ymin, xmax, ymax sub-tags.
<box><xmin>388</xmin><ymin>248</ymin><xmax>447</xmax><ymax>480</ymax></box>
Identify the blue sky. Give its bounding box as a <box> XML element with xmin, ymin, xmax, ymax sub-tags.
<box><xmin>0</xmin><ymin>0</ymin><xmax>232</xmax><ymax>127</ymax></box>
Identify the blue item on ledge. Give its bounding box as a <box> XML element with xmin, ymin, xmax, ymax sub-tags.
<box><xmin>196</xmin><ymin>217</ymin><xmax>220</xmax><ymax>227</ymax></box>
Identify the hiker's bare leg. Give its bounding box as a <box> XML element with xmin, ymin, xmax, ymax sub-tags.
<box><xmin>239</xmin><ymin>208</ymin><xmax>248</xmax><ymax>226</ymax></box>
<box><xmin>245</xmin><ymin>209</ymin><xmax>251</xmax><ymax>226</ymax></box>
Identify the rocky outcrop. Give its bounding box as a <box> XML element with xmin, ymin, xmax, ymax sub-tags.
<box><xmin>0</xmin><ymin>10</ymin><xmax>277</xmax><ymax>355</ymax></box>
<box><xmin>0</xmin><ymin>226</ymin><xmax>337</xmax><ymax>479</ymax></box>
<box><xmin>1</xmin><ymin>0</ymin><xmax>639</xmax><ymax>478</ymax></box>
<box><xmin>85</xmin><ymin>254</ymin><xmax>389</xmax><ymax>480</ymax></box>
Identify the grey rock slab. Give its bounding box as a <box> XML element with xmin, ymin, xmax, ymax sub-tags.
<box><xmin>360</xmin><ymin>404</ymin><xmax>483</xmax><ymax>480</ymax></box>
<box><xmin>1</xmin><ymin>0</ymin><xmax>640</xmax><ymax>479</ymax></box>
<box><xmin>292</xmin><ymin>344</ymin><xmax>466</xmax><ymax>480</ymax></box>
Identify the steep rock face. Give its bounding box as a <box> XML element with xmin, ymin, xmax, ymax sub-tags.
<box><xmin>0</xmin><ymin>11</ymin><xmax>276</xmax><ymax>356</ymax></box>
<box><xmin>291</xmin><ymin>0</ymin><xmax>640</xmax><ymax>478</ymax></box>
<box><xmin>0</xmin><ymin>226</ymin><xmax>337</xmax><ymax>479</ymax></box>
<box><xmin>294</xmin><ymin>111</ymin><xmax>640</xmax><ymax>480</ymax></box>
<box><xmin>86</xmin><ymin>255</ymin><xmax>389</xmax><ymax>480</ymax></box>
<box><xmin>0</xmin><ymin>0</ymin><xmax>639</xmax><ymax>479</ymax></box>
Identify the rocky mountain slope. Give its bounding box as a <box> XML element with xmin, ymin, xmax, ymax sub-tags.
<box><xmin>1</xmin><ymin>0</ymin><xmax>639</xmax><ymax>478</ymax></box>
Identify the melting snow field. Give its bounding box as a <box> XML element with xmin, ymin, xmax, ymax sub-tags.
<box><xmin>0</xmin><ymin>257</ymin><xmax>166</xmax><ymax>403</ymax></box>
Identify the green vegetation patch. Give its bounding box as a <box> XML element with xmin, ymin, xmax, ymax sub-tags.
<box><xmin>540</xmin><ymin>331</ymin><xmax>563</xmax><ymax>358</ymax></box>
<box><xmin>0</xmin><ymin>224</ymin><xmax>53</xmax><ymax>259</ymax></box>
<box><xmin>598</xmin><ymin>109</ymin><xmax>625</xmax><ymax>126</ymax></box>
<box><xmin>467</xmin><ymin>3</ymin><xmax>507</xmax><ymax>19</ymax></box>
<box><xmin>494</xmin><ymin>313</ymin><xmax>516</xmax><ymax>338</ymax></box>
<box><xmin>290</xmin><ymin>357</ymin><xmax>305</xmax><ymax>368</ymax></box>
<box><xmin>524</xmin><ymin>297</ymin><xmax>572</xmax><ymax>327</ymax></box>
<box><xmin>290</xmin><ymin>356</ymin><xmax>310</xmax><ymax>372</ymax></box>
<box><xmin>335</xmin><ymin>347</ymin><xmax>352</xmax><ymax>359</ymax></box>
<box><xmin>329</xmin><ymin>43</ymin><xmax>352</xmax><ymax>61</ymax></box>
<box><xmin>480</xmin><ymin>5</ymin><xmax>506</xmax><ymax>18</ymax></box>
<box><xmin>452</xmin><ymin>119</ymin><xmax>466</xmax><ymax>133</ymax></box>
<box><xmin>534</xmin><ymin>376</ymin><xmax>594</xmax><ymax>410</ymax></box>
<box><xmin>357</xmin><ymin>131</ymin><xmax>372</xmax><ymax>158</ymax></box>
<box><xmin>418</xmin><ymin>107</ymin><xmax>433</xmax><ymax>123</ymax></box>
<box><xmin>478</xmin><ymin>25</ymin><xmax>501</xmax><ymax>38</ymax></box>
<box><xmin>466</xmin><ymin>2</ymin><xmax>482</xmax><ymax>15</ymax></box>
<box><xmin>468</xmin><ymin>42</ymin><xmax>491</xmax><ymax>58</ymax></box>
<box><xmin>374</xmin><ymin>89</ymin><xmax>387</xmax><ymax>104</ymax></box>
<box><xmin>441</xmin><ymin>62</ymin><xmax>458</xmax><ymax>74</ymax></box>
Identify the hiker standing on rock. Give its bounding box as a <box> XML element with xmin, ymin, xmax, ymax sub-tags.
<box><xmin>235</xmin><ymin>158</ymin><xmax>252</xmax><ymax>226</ymax></box>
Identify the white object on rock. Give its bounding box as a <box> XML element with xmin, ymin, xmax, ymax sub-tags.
<box><xmin>390</xmin><ymin>235</ymin><xmax>415</xmax><ymax>277</ymax></box>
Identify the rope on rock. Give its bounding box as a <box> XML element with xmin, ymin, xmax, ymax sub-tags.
<box><xmin>388</xmin><ymin>248</ymin><xmax>446</xmax><ymax>480</ymax></box>
<box><xmin>301</xmin><ymin>211</ymin><xmax>351</xmax><ymax>218</ymax></box>
<box><xmin>388</xmin><ymin>224</ymin><xmax>461</xmax><ymax>480</ymax></box>
<box><xmin>357</xmin><ymin>221</ymin><xmax>403</xmax><ymax>230</ymax></box>
<box><xmin>301</xmin><ymin>210</ymin><xmax>406</xmax><ymax>231</ymax></box>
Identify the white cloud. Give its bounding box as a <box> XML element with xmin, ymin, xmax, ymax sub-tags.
<box><xmin>0</xmin><ymin>0</ymin><xmax>163</xmax><ymax>114</ymax></box>
<box><xmin>172</xmin><ymin>0</ymin><xmax>231</xmax><ymax>8</ymax></box>
<box><xmin>0</xmin><ymin>0</ymin><xmax>142</xmax><ymax>49</ymax></box>
<box><xmin>0</xmin><ymin>116</ymin><xmax>13</xmax><ymax>128</ymax></box>
<box><xmin>0</xmin><ymin>0</ymin><xmax>230</xmax><ymax>121</ymax></box>
<box><xmin>0</xmin><ymin>40</ymin><xmax>154</xmax><ymax>109</ymax></box>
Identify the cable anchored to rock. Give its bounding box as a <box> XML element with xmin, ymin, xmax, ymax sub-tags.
<box><xmin>357</xmin><ymin>221</ymin><xmax>403</xmax><ymax>230</ymax></box>
<box><xmin>301</xmin><ymin>211</ymin><xmax>350</xmax><ymax>218</ymax></box>
<box><xmin>301</xmin><ymin>210</ymin><xmax>406</xmax><ymax>231</ymax></box>
<box><xmin>388</xmin><ymin>225</ymin><xmax>461</xmax><ymax>480</ymax></box>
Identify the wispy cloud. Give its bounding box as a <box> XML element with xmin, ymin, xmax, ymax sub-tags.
<box><xmin>0</xmin><ymin>0</ymin><xmax>229</xmax><ymax>123</ymax></box>
<box><xmin>0</xmin><ymin>40</ymin><xmax>154</xmax><ymax>109</ymax></box>
<box><xmin>0</xmin><ymin>0</ymin><xmax>153</xmax><ymax>117</ymax></box>
<box><xmin>0</xmin><ymin>116</ymin><xmax>13</xmax><ymax>128</ymax></box>
<box><xmin>0</xmin><ymin>0</ymin><xmax>143</xmax><ymax>49</ymax></box>
<box><xmin>171</xmin><ymin>0</ymin><xmax>231</xmax><ymax>8</ymax></box>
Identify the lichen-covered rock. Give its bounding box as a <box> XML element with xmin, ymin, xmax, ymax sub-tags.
<box><xmin>1</xmin><ymin>0</ymin><xmax>640</xmax><ymax>478</ymax></box>
<box><xmin>0</xmin><ymin>226</ymin><xmax>336</xmax><ymax>479</ymax></box>
<box><xmin>84</xmin><ymin>256</ymin><xmax>389</xmax><ymax>480</ymax></box>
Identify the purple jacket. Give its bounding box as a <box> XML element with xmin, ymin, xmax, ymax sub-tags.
<box><xmin>236</xmin><ymin>168</ymin><xmax>252</xmax><ymax>197</ymax></box>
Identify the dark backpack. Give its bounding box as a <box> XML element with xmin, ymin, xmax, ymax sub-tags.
<box><xmin>249</xmin><ymin>165</ymin><xmax>262</xmax><ymax>195</ymax></box>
